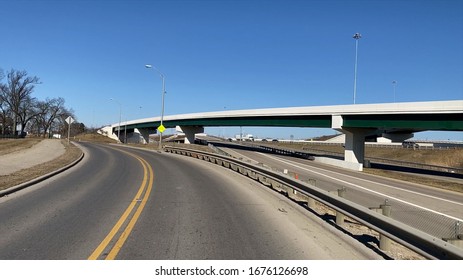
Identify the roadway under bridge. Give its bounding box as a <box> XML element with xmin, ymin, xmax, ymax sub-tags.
<box><xmin>100</xmin><ymin>100</ymin><xmax>463</xmax><ymax>171</ymax></box>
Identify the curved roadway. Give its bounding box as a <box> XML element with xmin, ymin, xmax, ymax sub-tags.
<box><xmin>0</xmin><ymin>142</ymin><xmax>379</xmax><ymax>260</ymax></box>
<box><xmin>221</xmin><ymin>148</ymin><xmax>463</xmax><ymax>239</ymax></box>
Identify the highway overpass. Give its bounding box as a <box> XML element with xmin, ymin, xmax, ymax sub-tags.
<box><xmin>100</xmin><ymin>100</ymin><xmax>463</xmax><ymax>171</ymax></box>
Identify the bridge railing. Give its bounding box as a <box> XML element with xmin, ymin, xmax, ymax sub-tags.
<box><xmin>164</xmin><ymin>145</ymin><xmax>463</xmax><ymax>260</ymax></box>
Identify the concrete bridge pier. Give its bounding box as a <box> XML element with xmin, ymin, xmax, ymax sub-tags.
<box><xmin>332</xmin><ymin>115</ymin><xmax>373</xmax><ymax>171</ymax></box>
<box><xmin>343</xmin><ymin>128</ymin><xmax>370</xmax><ymax>171</ymax></box>
<box><xmin>137</xmin><ymin>128</ymin><xmax>157</xmax><ymax>144</ymax></box>
<box><xmin>177</xmin><ymin>126</ymin><xmax>204</xmax><ymax>144</ymax></box>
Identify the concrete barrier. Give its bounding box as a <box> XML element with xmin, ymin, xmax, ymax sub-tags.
<box><xmin>314</xmin><ymin>156</ymin><xmax>363</xmax><ymax>171</ymax></box>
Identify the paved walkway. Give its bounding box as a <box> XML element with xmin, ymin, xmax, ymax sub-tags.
<box><xmin>0</xmin><ymin>139</ymin><xmax>65</xmax><ymax>176</ymax></box>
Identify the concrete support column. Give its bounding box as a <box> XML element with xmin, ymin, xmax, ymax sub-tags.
<box><xmin>136</xmin><ymin>128</ymin><xmax>157</xmax><ymax>144</ymax></box>
<box><xmin>332</xmin><ymin>116</ymin><xmax>369</xmax><ymax>171</ymax></box>
<box><xmin>342</xmin><ymin>128</ymin><xmax>372</xmax><ymax>171</ymax></box>
<box><xmin>178</xmin><ymin>126</ymin><xmax>204</xmax><ymax>144</ymax></box>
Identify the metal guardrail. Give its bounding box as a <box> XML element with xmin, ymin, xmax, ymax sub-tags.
<box><xmin>164</xmin><ymin>145</ymin><xmax>463</xmax><ymax>260</ymax></box>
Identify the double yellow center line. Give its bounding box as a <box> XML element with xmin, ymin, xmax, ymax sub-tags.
<box><xmin>88</xmin><ymin>150</ymin><xmax>154</xmax><ymax>260</ymax></box>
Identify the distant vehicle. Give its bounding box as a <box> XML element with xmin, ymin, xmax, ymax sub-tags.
<box><xmin>234</xmin><ymin>134</ymin><xmax>254</xmax><ymax>141</ymax></box>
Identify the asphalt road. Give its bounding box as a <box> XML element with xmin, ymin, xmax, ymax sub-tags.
<box><xmin>0</xmin><ymin>142</ymin><xmax>379</xmax><ymax>260</ymax></box>
<box><xmin>221</xmin><ymin>148</ymin><xmax>463</xmax><ymax>239</ymax></box>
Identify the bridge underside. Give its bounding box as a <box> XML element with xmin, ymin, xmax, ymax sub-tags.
<box><xmin>119</xmin><ymin>113</ymin><xmax>463</xmax><ymax>131</ymax></box>
<box><xmin>122</xmin><ymin>115</ymin><xmax>332</xmax><ymax>130</ymax></box>
<box><xmin>111</xmin><ymin>112</ymin><xmax>462</xmax><ymax>171</ymax></box>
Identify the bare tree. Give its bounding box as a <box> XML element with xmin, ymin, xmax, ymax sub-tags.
<box><xmin>0</xmin><ymin>69</ymin><xmax>40</xmax><ymax>136</ymax></box>
<box><xmin>0</xmin><ymin>89</ymin><xmax>11</xmax><ymax>135</ymax></box>
<box><xmin>35</xmin><ymin>97</ymin><xmax>67</xmax><ymax>137</ymax></box>
<box><xmin>0</xmin><ymin>69</ymin><xmax>9</xmax><ymax>135</ymax></box>
<box><xmin>17</xmin><ymin>95</ymin><xmax>40</xmax><ymax>136</ymax></box>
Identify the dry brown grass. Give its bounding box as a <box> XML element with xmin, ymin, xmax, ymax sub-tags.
<box><xmin>0</xmin><ymin>141</ymin><xmax>83</xmax><ymax>191</ymax></box>
<box><xmin>0</xmin><ymin>138</ymin><xmax>42</xmax><ymax>155</ymax></box>
<box><xmin>278</xmin><ymin>143</ymin><xmax>463</xmax><ymax>169</ymax></box>
<box><xmin>364</xmin><ymin>168</ymin><xmax>463</xmax><ymax>193</ymax></box>
<box><xmin>74</xmin><ymin>132</ymin><xmax>118</xmax><ymax>144</ymax></box>
<box><xmin>365</xmin><ymin>147</ymin><xmax>463</xmax><ymax>168</ymax></box>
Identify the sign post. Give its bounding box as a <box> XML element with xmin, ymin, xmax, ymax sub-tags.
<box><xmin>157</xmin><ymin>124</ymin><xmax>166</xmax><ymax>150</ymax></box>
<box><xmin>65</xmin><ymin>116</ymin><xmax>74</xmax><ymax>144</ymax></box>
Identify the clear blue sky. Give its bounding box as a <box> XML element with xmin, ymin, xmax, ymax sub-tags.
<box><xmin>1</xmin><ymin>0</ymin><xmax>462</xmax><ymax>140</ymax></box>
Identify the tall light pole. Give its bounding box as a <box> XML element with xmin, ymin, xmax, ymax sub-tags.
<box><xmin>110</xmin><ymin>98</ymin><xmax>122</xmax><ymax>143</ymax></box>
<box><xmin>392</xmin><ymin>80</ymin><xmax>397</xmax><ymax>103</ymax></box>
<box><xmin>353</xmin><ymin>32</ymin><xmax>362</xmax><ymax>104</ymax></box>
<box><xmin>145</xmin><ymin>64</ymin><xmax>166</xmax><ymax>150</ymax></box>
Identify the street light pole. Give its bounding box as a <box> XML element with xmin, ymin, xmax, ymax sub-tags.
<box><xmin>145</xmin><ymin>64</ymin><xmax>166</xmax><ymax>150</ymax></box>
<box><xmin>124</xmin><ymin>117</ymin><xmax>127</xmax><ymax>143</ymax></box>
<box><xmin>110</xmin><ymin>98</ymin><xmax>122</xmax><ymax>143</ymax></box>
<box><xmin>353</xmin><ymin>32</ymin><xmax>362</xmax><ymax>104</ymax></box>
<box><xmin>392</xmin><ymin>80</ymin><xmax>397</xmax><ymax>103</ymax></box>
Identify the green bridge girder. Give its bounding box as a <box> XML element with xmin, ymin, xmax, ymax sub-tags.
<box><xmin>342</xmin><ymin>113</ymin><xmax>463</xmax><ymax>131</ymax></box>
<box><xmin>115</xmin><ymin>113</ymin><xmax>463</xmax><ymax>132</ymax></box>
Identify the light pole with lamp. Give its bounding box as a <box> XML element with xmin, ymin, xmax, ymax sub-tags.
<box><xmin>109</xmin><ymin>98</ymin><xmax>122</xmax><ymax>143</ymax></box>
<box><xmin>352</xmin><ymin>32</ymin><xmax>362</xmax><ymax>104</ymax></box>
<box><xmin>392</xmin><ymin>80</ymin><xmax>397</xmax><ymax>103</ymax></box>
<box><xmin>145</xmin><ymin>64</ymin><xmax>166</xmax><ymax>150</ymax></box>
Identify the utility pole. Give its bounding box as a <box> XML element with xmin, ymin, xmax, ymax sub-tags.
<box><xmin>353</xmin><ymin>32</ymin><xmax>362</xmax><ymax>104</ymax></box>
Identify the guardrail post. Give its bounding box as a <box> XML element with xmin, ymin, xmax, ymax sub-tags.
<box><xmin>443</xmin><ymin>221</ymin><xmax>463</xmax><ymax>249</ymax></box>
<box><xmin>336</xmin><ymin>187</ymin><xmax>346</xmax><ymax>226</ymax></box>
<box><xmin>456</xmin><ymin>221</ymin><xmax>461</xmax><ymax>239</ymax></box>
<box><xmin>301</xmin><ymin>179</ymin><xmax>316</xmax><ymax>208</ymax></box>
<box><xmin>307</xmin><ymin>196</ymin><xmax>316</xmax><ymax>209</ymax></box>
<box><xmin>379</xmin><ymin>199</ymin><xmax>392</xmax><ymax>251</ymax></box>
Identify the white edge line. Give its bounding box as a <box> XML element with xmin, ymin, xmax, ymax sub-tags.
<box><xmin>257</xmin><ymin>152</ymin><xmax>463</xmax><ymax>222</ymax></box>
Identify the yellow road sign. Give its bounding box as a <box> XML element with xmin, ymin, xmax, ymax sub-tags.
<box><xmin>157</xmin><ymin>124</ymin><xmax>166</xmax><ymax>133</ymax></box>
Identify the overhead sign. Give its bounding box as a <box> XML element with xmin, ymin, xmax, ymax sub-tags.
<box><xmin>157</xmin><ymin>124</ymin><xmax>166</xmax><ymax>133</ymax></box>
